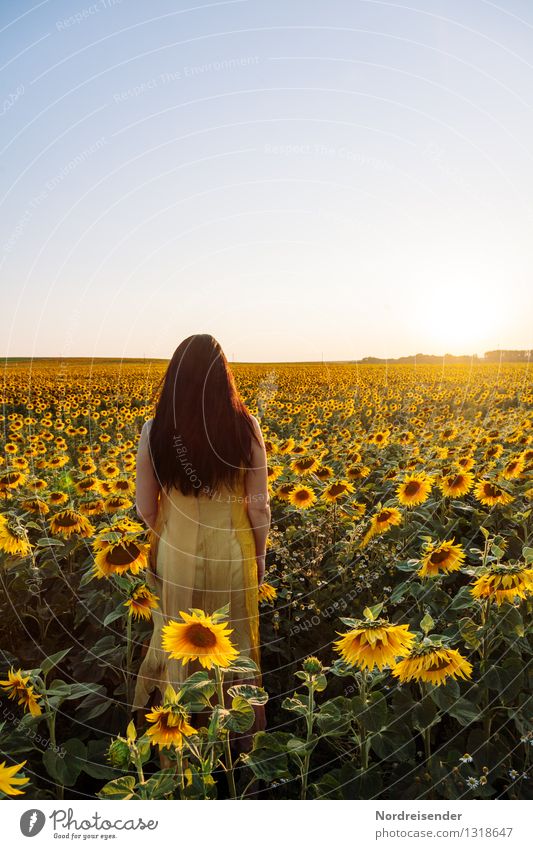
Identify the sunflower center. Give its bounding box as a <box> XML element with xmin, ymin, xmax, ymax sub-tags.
<box><xmin>377</xmin><ymin>510</ymin><xmax>392</xmax><ymax>522</ymax></box>
<box><xmin>429</xmin><ymin>549</ymin><xmax>450</xmax><ymax>565</ymax></box>
<box><xmin>404</xmin><ymin>481</ymin><xmax>421</xmax><ymax>496</ymax></box>
<box><xmin>484</xmin><ymin>483</ymin><xmax>501</xmax><ymax>497</ymax></box>
<box><xmin>186</xmin><ymin>623</ymin><xmax>217</xmax><ymax>648</ymax></box>
<box><xmin>426</xmin><ymin>655</ymin><xmax>450</xmax><ymax>671</ymax></box>
<box><xmin>107</xmin><ymin>542</ymin><xmax>140</xmax><ymax>566</ymax></box>
<box><xmin>56</xmin><ymin>512</ymin><xmax>78</xmax><ymax>527</ymax></box>
<box><xmin>328</xmin><ymin>484</ymin><xmax>346</xmax><ymax>496</ymax></box>
<box><xmin>294</xmin><ymin>490</ymin><xmax>311</xmax><ymax>503</ymax></box>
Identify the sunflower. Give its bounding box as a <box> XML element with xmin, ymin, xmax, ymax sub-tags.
<box><xmin>26</xmin><ymin>478</ymin><xmax>48</xmax><ymax>493</ymax></box>
<box><xmin>104</xmin><ymin>495</ymin><xmax>133</xmax><ymax>513</ymax></box>
<box><xmin>289</xmin><ymin>485</ymin><xmax>317</xmax><ymax>509</ymax></box>
<box><xmin>360</xmin><ymin>506</ymin><xmax>402</xmax><ymax>548</ymax></box>
<box><xmin>314</xmin><ymin>465</ymin><xmax>334</xmax><ymax>481</ymax></box>
<box><xmin>474</xmin><ymin>480</ymin><xmax>514</xmax><ymax>507</ymax></box>
<box><xmin>290</xmin><ymin>456</ymin><xmax>320</xmax><ymax>476</ymax></box>
<box><xmin>396</xmin><ymin>473</ymin><xmax>432</xmax><ymax>507</ymax></box>
<box><xmin>266</xmin><ymin>465</ymin><xmax>283</xmax><ymax>482</ymax></box>
<box><xmin>145</xmin><ymin>701</ymin><xmax>196</xmax><ymax>751</ymax></box>
<box><xmin>161</xmin><ymin>610</ymin><xmax>239</xmax><ymax>669</ymax></box>
<box><xmin>391</xmin><ymin>644</ymin><xmax>473</xmax><ymax>686</ymax></box>
<box><xmin>20</xmin><ymin>497</ymin><xmax>49</xmax><ymax>516</ymax></box>
<box><xmin>78</xmin><ymin>497</ymin><xmax>105</xmax><ymax>517</ymax></box>
<box><xmin>278</xmin><ymin>438</ymin><xmax>295</xmax><ymax>454</ymax></box>
<box><xmin>275</xmin><ymin>482</ymin><xmax>296</xmax><ymax>501</ymax></box>
<box><xmin>124</xmin><ymin>584</ymin><xmax>159</xmax><ymax>620</ymax></box>
<box><xmin>438</xmin><ymin>470</ymin><xmax>474</xmax><ymax>498</ymax></box>
<box><xmin>258</xmin><ymin>583</ymin><xmax>277</xmax><ymax>604</ymax></box>
<box><xmin>470</xmin><ymin>563</ymin><xmax>533</xmax><ymax>606</ymax></box>
<box><xmin>418</xmin><ymin>537</ymin><xmax>465</xmax><ymax>578</ymax></box>
<box><xmin>0</xmin><ymin>760</ymin><xmax>29</xmax><ymax>796</ymax></box>
<box><xmin>321</xmin><ymin>480</ymin><xmax>355</xmax><ymax>503</ymax></box>
<box><xmin>113</xmin><ymin>478</ymin><xmax>135</xmax><ymax>495</ymax></box>
<box><xmin>500</xmin><ymin>456</ymin><xmax>524</xmax><ymax>480</ymax></box>
<box><xmin>100</xmin><ymin>462</ymin><xmax>120</xmax><ymax>478</ymax></box>
<box><xmin>334</xmin><ymin>621</ymin><xmax>416</xmax><ymax>671</ymax></box>
<box><xmin>0</xmin><ymin>515</ymin><xmax>32</xmax><ymax>557</ymax></box>
<box><xmin>346</xmin><ymin>464</ymin><xmax>371</xmax><ymax>480</ymax></box>
<box><xmin>47</xmin><ymin>491</ymin><xmax>69</xmax><ymax>507</ymax></box>
<box><xmin>74</xmin><ymin>476</ymin><xmax>102</xmax><ymax>496</ymax></box>
<box><xmin>368</xmin><ymin>430</ymin><xmax>390</xmax><ymax>448</ymax></box>
<box><xmin>110</xmin><ymin>516</ymin><xmax>145</xmax><ymax>534</ymax></box>
<box><xmin>0</xmin><ymin>470</ymin><xmax>27</xmax><ymax>491</ymax></box>
<box><xmin>49</xmin><ymin>509</ymin><xmax>94</xmax><ymax>539</ymax></box>
<box><xmin>93</xmin><ymin>539</ymin><xmax>149</xmax><ymax>578</ymax></box>
<box><xmin>0</xmin><ymin>668</ymin><xmax>42</xmax><ymax>716</ymax></box>
<box><xmin>484</xmin><ymin>443</ymin><xmax>504</xmax><ymax>460</ymax></box>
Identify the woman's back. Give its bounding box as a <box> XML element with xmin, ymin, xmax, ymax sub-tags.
<box><xmin>133</xmin><ymin>453</ymin><xmax>261</xmax><ymax>711</ymax></box>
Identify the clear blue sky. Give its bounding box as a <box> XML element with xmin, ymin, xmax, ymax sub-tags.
<box><xmin>1</xmin><ymin>0</ymin><xmax>532</xmax><ymax>361</ymax></box>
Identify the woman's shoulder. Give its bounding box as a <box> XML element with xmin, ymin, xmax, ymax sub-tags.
<box><xmin>138</xmin><ymin>418</ymin><xmax>154</xmax><ymax>444</ymax></box>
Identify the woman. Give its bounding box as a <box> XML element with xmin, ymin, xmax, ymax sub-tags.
<box><xmin>132</xmin><ymin>334</ymin><xmax>270</xmax><ymax>745</ymax></box>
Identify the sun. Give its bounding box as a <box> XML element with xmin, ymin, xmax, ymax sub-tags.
<box><xmin>412</xmin><ymin>279</ymin><xmax>504</xmax><ymax>355</ymax></box>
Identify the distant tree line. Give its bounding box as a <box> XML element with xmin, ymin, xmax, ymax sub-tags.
<box><xmin>357</xmin><ymin>350</ymin><xmax>530</xmax><ymax>364</ymax></box>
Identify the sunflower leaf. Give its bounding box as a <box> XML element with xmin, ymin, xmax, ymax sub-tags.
<box><xmin>41</xmin><ymin>648</ymin><xmax>72</xmax><ymax>678</ymax></box>
<box><xmin>211</xmin><ymin>603</ymin><xmax>230</xmax><ymax>622</ymax></box>
<box><xmin>227</xmin><ymin>684</ymin><xmax>268</xmax><ymax>705</ymax></box>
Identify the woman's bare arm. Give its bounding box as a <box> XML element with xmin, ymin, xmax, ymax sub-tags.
<box><xmin>135</xmin><ymin>419</ymin><xmax>161</xmax><ymax>531</ymax></box>
<box><xmin>244</xmin><ymin>415</ymin><xmax>271</xmax><ymax>585</ymax></box>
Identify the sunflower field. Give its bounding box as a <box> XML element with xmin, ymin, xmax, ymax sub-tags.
<box><xmin>0</xmin><ymin>359</ymin><xmax>532</xmax><ymax>801</ymax></box>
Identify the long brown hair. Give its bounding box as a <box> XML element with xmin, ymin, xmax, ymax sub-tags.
<box><xmin>148</xmin><ymin>334</ymin><xmax>258</xmax><ymax>496</ymax></box>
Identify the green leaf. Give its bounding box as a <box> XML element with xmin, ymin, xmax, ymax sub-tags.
<box><xmin>43</xmin><ymin>738</ymin><xmax>87</xmax><ymax>787</ymax></box>
<box><xmin>390</xmin><ymin>579</ymin><xmax>412</xmax><ymax>603</ymax></box>
<box><xmin>36</xmin><ymin>538</ymin><xmax>65</xmax><ymax>547</ymax></box>
<box><xmin>363</xmin><ymin>602</ymin><xmax>383</xmax><ymax>621</ymax></box>
<box><xmin>103</xmin><ymin>607</ymin><xmax>125</xmax><ymax>627</ymax></box>
<box><xmin>282</xmin><ymin>695</ymin><xmax>308</xmax><ymax>717</ymax></box>
<box><xmin>448</xmin><ymin>698</ymin><xmax>480</xmax><ymax>726</ymax></box>
<box><xmin>450</xmin><ymin>586</ymin><xmax>476</xmax><ymax>611</ymax></box>
<box><xmin>316</xmin><ymin>697</ymin><xmax>352</xmax><ymax>736</ymax></box>
<box><xmin>242</xmin><ymin>731</ymin><xmax>292</xmax><ymax>781</ymax></box>
<box><xmin>522</xmin><ymin>546</ymin><xmax>533</xmax><ymax>564</ymax></box>
<box><xmin>364</xmin><ymin>693</ymin><xmax>388</xmax><ymax>732</ymax></box>
<box><xmin>338</xmin><ymin>617</ymin><xmax>361</xmax><ymax>629</ymax></box>
<box><xmin>211</xmin><ymin>603</ymin><xmax>230</xmax><ymax>622</ymax></box>
<box><xmin>41</xmin><ymin>648</ymin><xmax>71</xmax><ymax>678</ymax></box>
<box><xmin>314</xmin><ymin>674</ymin><xmax>328</xmax><ymax>693</ymax></box>
<box><xmin>499</xmin><ymin>605</ymin><xmax>525</xmax><ymax>638</ymax></box>
<box><xmin>224</xmin><ymin>655</ymin><xmax>259</xmax><ymax>675</ymax></box>
<box><xmin>459</xmin><ymin>617</ymin><xmax>482</xmax><ymax>650</ymax></box>
<box><xmin>137</xmin><ymin>769</ymin><xmax>177</xmax><ymax>799</ymax></box>
<box><xmin>413</xmin><ymin>697</ymin><xmax>440</xmax><ymax>732</ymax></box>
<box><xmin>178</xmin><ymin>671</ymin><xmax>216</xmax><ymax>708</ymax></box>
<box><xmin>429</xmin><ymin>680</ymin><xmax>460</xmax><ymax>711</ymax></box>
<box><xmin>224</xmin><ymin>696</ymin><xmax>255</xmax><ymax>732</ymax></box>
<box><xmin>227</xmin><ymin>684</ymin><xmax>268</xmax><ymax>705</ymax></box>
<box><xmin>420</xmin><ymin>612</ymin><xmax>434</xmax><ymax>635</ymax></box>
<box><xmin>97</xmin><ymin>775</ymin><xmax>136</xmax><ymax>799</ymax></box>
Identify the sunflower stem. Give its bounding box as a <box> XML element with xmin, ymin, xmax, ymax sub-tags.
<box><xmin>125</xmin><ymin>613</ymin><xmax>133</xmax><ymax>711</ymax></box>
<box><xmin>214</xmin><ymin>665</ymin><xmax>236</xmax><ymax>799</ymax></box>
<box><xmin>359</xmin><ymin>670</ymin><xmax>369</xmax><ymax>771</ymax></box>
<box><xmin>419</xmin><ymin>682</ymin><xmax>432</xmax><ymax>775</ymax></box>
<box><xmin>300</xmin><ymin>677</ymin><xmax>315</xmax><ymax>799</ymax></box>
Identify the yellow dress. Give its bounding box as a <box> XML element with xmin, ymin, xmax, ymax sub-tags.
<box><xmin>132</xmin><ymin>470</ymin><xmax>262</xmax><ymax>710</ymax></box>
